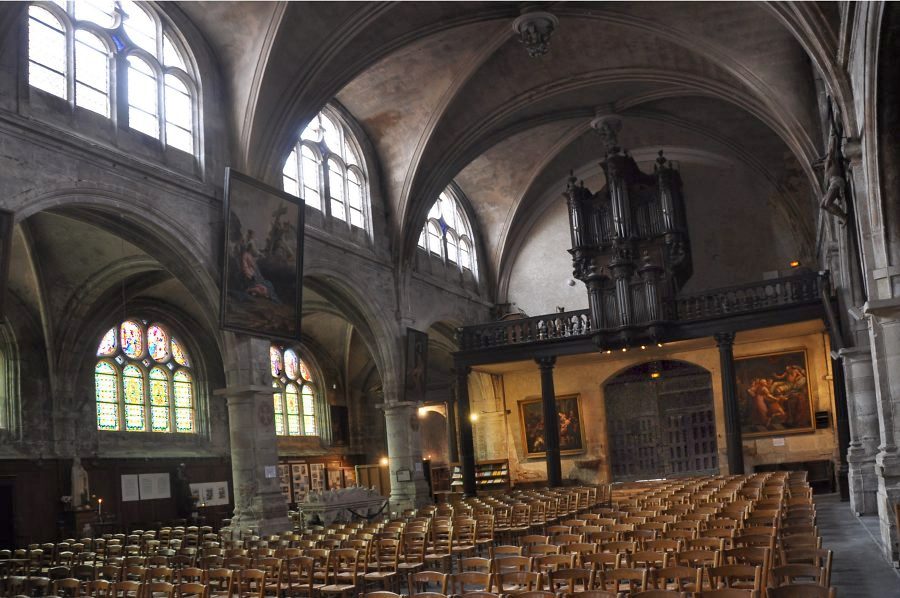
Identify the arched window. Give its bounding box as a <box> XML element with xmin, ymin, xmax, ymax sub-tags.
<box><xmin>418</xmin><ymin>189</ymin><xmax>478</xmax><ymax>278</ymax></box>
<box><xmin>270</xmin><ymin>345</ymin><xmax>319</xmax><ymax>436</ymax></box>
<box><xmin>94</xmin><ymin>320</ymin><xmax>196</xmax><ymax>433</ymax></box>
<box><xmin>25</xmin><ymin>1</ymin><xmax>198</xmax><ymax>154</ymax></box>
<box><xmin>283</xmin><ymin>108</ymin><xmax>369</xmax><ymax>230</ymax></box>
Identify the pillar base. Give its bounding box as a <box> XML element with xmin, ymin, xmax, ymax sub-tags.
<box><xmin>848</xmin><ymin>448</ymin><xmax>879</xmax><ymax>515</ymax></box>
<box><xmin>230</xmin><ymin>488</ymin><xmax>292</xmax><ymax>538</ymax></box>
<box><xmin>875</xmin><ymin>450</ymin><xmax>900</xmax><ymax>565</ymax></box>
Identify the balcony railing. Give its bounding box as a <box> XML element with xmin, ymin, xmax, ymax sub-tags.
<box><xmin>458</xmin><ymin>271</ymin><xmax>822</xmax><ymax>351</ymax></box>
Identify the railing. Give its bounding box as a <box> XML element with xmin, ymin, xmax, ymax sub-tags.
<box><xmin>673</xmin><ymin>271</ymin><xmax>821</xmax><ymax>321</ymax></box>
<box><xmin>458</xmin><ymin>272</ymin><xmax>822</xmax><ymax>352</ymax></box>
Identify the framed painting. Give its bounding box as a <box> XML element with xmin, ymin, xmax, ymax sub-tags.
<box><xmin>221</xmin><ymin>168</ymin><xmax>304</xmax><ymax>341</ymax></box>
<box><xmin>735</xmin><ymin>349</ymin><xmax>816</xmax><ymax>437</ymax></box>
<box><xmin>0</xmin><ymin>209</ymin><xmax>12</xmax><ymax>319</ymax></box>
<box><xmin>518</xmin><ymin>394</ymin><xmax>585</xmax><ymax>458</ymax></box>
<box><xmin>404</xmin><ymin>328</ymin><xmax>428</xmax><ymax>403</ymax></box>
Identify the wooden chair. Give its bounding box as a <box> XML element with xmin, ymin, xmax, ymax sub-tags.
<box><xmin>206</xmin><ymin>568</ymin><xmax>234</xmax><ymax>598</ymax></box>
<box><xmin>143</xmin><ymin>581</ymin><xmax>176</xmax><ymax>598</ymax></box>
<box><xmin>633</xmin><ymin>592</ymin><xmax>687</xmax><ymax>598</ymax></box>
<box><xmin>398</xmin><ymin>531</ymin><xmax>426</xmax><ymax>593</ymax></box>
<box><xmin>234</xmin><ymin>570</ymin><xmax>266</xmax><ymax>598</ymax></box>
<box><xmin>365</xmin><ymin>539</ymin><xmax>400</xmax><ymax>592</ymax></box>
<box><xmin>177</xmin><ymin>582</ymin><xmax>208</xmax><ymax>598</ymax></box>
<box><xmin>460</xmin><ymin>557</ymin><xmax>492</xmax><ymax>573</ymax></box>
<box><xmin>707</xmin><ymin>565</ymin><xmax>762</xmax><ymax>592</ymax></box>
<box><xmin>594</xmin><ymin>568</ymin><xmax>648</xmax><ymax>595</ymax></box>
<box><xmin>765</xmin><ymin>586</ymin><xmax>835</xmax><ymax>598</ymax></box>
<box><xmin>492</xmin><ymin>571</ymin><xmax>541</xmax><ymax>596</ymax></box>
<box><xmin>449</xmin><ymin>571</ymin><xmax>492</xmax><ymax>595</ymax></box>
<box><xmin>320</xmin><ymin>549</ymin><xmax>359</xmax><ymax>598</ymax></box>
<box><xmin>546</xmin><ymin>567</ymin><xmax>592</xmax><ymax>595</ymax></box>
<box><xmin>778</xmin><ymin>547</ymin><xmax>832</xmax><ymax>586</ymax></box>
<box><xmin>86</xmin><ymin>579</ymin><xmax>112</xmax><ymax>598</ymax></box>
<box><xmin>424</xmin><ymin>524</ymin><xmax>454</xmax><ymax>573</ymax></box>
<box><xmin>53</xmin><ymin>577</ymin><xmax>83</xmax><ymax>598</ymax></box>
<box><xmin>533</xmin><ymin>554</ymin><xmax>574</xmax><ymax>575</ymax></box>
<box><xmin>410</xmin><ymin>570</ymin><xmax>449</xmax><ymax>595</ymax></box>
<box><xmin>565</xmin><ymin>591</ymin><xmax>617</xmax><ymax>598</ymax></box>
<box><xmin>512</xmin><ymin>592</ymin><xmax>555</xmax><ymax>598</ymax></box>
<box><xmin>695</xmin><ymin>591</ymin><xmax>758</xmax><ymax>598</ymax></box>
<box><xmin>769</xmin><ymin>564</ymin><xmax>825</xmax><ymax>587</ymax></box>
<box><xmin>110</xmin><ymin>580</ymin><xmax>142</xmax><ymax>598</ymax></box>
<box><xmin>650</xmin><ymin>566</ymin><xmax>701</xmax><ymax>593</ymax></box>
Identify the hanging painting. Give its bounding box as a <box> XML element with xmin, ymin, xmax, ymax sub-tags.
<box><xmin>518</xmin><ymin>394</ymin><xmax>585</xmax><ymax>458</ymax></box>
<box><xmin>221</xmin><ymin>168</ymin><xmax>304</xmax><ymax>341</ymax></box>
<box><xmin>735</xmin><ymin>349</ymin><xmax>816</xmax><ymax>437</ymax></box>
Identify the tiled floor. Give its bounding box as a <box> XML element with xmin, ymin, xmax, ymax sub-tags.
<box><xmin>815</xmin><ymin>493</ymin><xmax>900</xmax><ymax>597</ymax></box>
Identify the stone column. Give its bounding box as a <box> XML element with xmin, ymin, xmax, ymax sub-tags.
<box><xmin>715</xmin><ymin>332</ymin><xmax>744</xmax><ymax>475</ymax></box>
<box><xmin>839</xmin><ymin>346</ymin><xmax>880</xmax><ymax>515</ymax></box>
<box><xmin>863</xmin><ymin>308</ymin><xmax>900</xmax><ymax>563</ymax></box>
<box><xmin>455</xmin><ymin>366</ymin><xmax>476</xmax><ymax>496</ymax></box>
<box><xmin>446</xmin><ymin>399</ymin><xmax>459</xmax><ymax>463</ymax></box>
<box><xmin>382</xmin><ymin>401</ymin><xmax>431</xmax><ymax>512</ymax></box>
<box><xmin>537</xmin><ymin>356</ymin><xmax>562</xmax><ymax>487</ymax></box>
<box><xmin>216</xmin><ymin>335</ymin><xmax>289</xmax><ymax>538</ymax></box>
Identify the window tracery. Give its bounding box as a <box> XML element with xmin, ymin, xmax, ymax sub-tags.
<box><xmin>283</xmin><ymin>108</ymin><xmax>368</xmax><ymax>230</ymax></box>
<box><xmin>270</xmin><ymin>345</ymin><xmax>319</xmax><ymax>437</ymax></box>
<box><xmin>418</xmin><ymin>189</ymin><xmax>478</xmax><ymax>277</ymax></box>
<box><xmin>27</xmin><ymin>1</ymin><xmax>198</xmax><ymax>153</ymax></box>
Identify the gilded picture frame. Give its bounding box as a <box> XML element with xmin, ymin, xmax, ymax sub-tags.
<box><xmin>735</xmin><ymin>348</ymin><xmax>816</xmax><ymax>438</ymax></box>
<box><xmin>518</xmin><ymin>394</ymin><xmax>586</xmax><ymax>458</ymax></box>
<box><xmin>221</xmin><ymin>168</ymin><xmax>305</xmax><ymax>341</ymax></box>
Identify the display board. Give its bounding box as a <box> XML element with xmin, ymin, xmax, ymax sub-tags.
<box><xmin>189</xmin><ymin>481</ymin><xmax>230</xmax><ymax>506</ymax></box>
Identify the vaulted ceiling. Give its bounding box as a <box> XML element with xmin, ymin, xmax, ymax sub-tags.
<box><xmin>177</xmin><ymin>1</ymin><xmax>841</xmax><ymax>299</ymax></box>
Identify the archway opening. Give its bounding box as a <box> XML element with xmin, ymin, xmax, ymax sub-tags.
<box><xmin>604</xmin><ymin>360</ymin><xmax>718</xmax><ymax>482</ymax></box>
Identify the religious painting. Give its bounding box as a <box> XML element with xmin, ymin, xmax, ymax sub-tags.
<box><xmin>221</xmin><ymin>168</ymin><xmax>304</xmax><ymax>341</ymax></box>
<box><xmin>404</xmin><ymin>328</ymin><xmax>428</xmax><ymax>403</ymax></box>
<box><xmin>0</xmin><ymin>209</ymin><xmax>12</xmax><ymax>319</ymax></box>
<box><xmin>518</xmin><ymin>394</ymin><xmax>585</xmax><ymax>458</ymax></box>
<box><xmin>735</xmin><ymin>349</ymin><xmax>816</xmax><ymax>437</ymax></box>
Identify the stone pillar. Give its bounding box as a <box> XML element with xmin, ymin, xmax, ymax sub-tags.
<box><xmin>216</xmin><ymin>335</ymin><xmax>289</xmax><ymax>538</ymax></box>
<box><xmin>446</xmin><ymin>399</ymin><xmax>459</xmax><ymax>463</ymax></box>
<box><xmin>537</xmin><ymin>356</ymin><xmax>562</xmax><ymax>487</ymax></box>
<box><xmin>715</xmin><ymin>332</ymin><xmax>744</xmax><ymax>475</ymax></box>
<box><xmin>455</xmin><ymin>366</ymin><xmax>476</xmax><ymax>496</ymax></box>
<box><xmin>863</xmin><ymin>308</ymin><xmax>900</xmax><ymax>564</ymax></box>
<box><xmin>382</xmin><ymin>401</ymin><xmax>431</xmax><ymax>512</ymax></box>
<box><xmin>839</xmin><ymin>346</ymin><xmax>880</xmax><ymax>515</ymax></box>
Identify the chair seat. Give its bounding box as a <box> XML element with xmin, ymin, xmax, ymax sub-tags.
<box><xmin>320</xmin><ymin>583</ymin><xmax>356</xmax><ymax>592</ymax></box>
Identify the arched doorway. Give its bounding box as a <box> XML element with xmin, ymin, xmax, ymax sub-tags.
<box><xmin>604</xmin><ymin>361</ymin><xmax>718</xmax><ymax>481</ymax></box>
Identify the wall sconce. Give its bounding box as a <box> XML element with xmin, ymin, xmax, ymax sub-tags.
<box><xmin>379</xmin><ymin>456</ymin><xmax>389</xmax><ymax>466</ymax></box>
<box><xmin>469</xmin><ymin>413</ymin><xmax>479</xmax><ymax>423</ymax></box>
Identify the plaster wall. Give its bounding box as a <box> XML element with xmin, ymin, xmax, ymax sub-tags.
<box><xmin>468</xmin><ymin>321</ymin><xmax>838</xmax><ymax>484</ymax></box>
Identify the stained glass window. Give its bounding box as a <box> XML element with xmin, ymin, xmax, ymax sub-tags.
<box><xmin>284</xmin><ymin>349</ymin><xmax>299</xmax><ymax>380</ymax></box>
<box><xmin>273</xmin><ymin>382</ymin><xmax>284</xmax><ymax>436</ymax></box>
<box><xmin>95</xmin><ymin>361</ymin><xmax>119</xmax><ymax>430</ymax></box>
<box><xmin>95</xmin><ymin>321</ymin><xmax>195</xmax><ymax>433</ymax></box>
<box><xmin>147</xmin><ymin>324</ymin><xmax>168</xmax><ymax>361</ymax></box>
<box><xmin>270</xmin><ymin>345</ymin><xmax>283</xmax><ymax>377</ymax></box>
<box><xmin>285</xmin><ymin>383</ymin><xmax>300</xmax><ymax>436</ymax></box>
<box><xmin>171</xmin><ymin>337</ymin><xmax>189</xmax><ymax>366</ymax></box>
<box><xmin>283</xmin><ymin>107</ymin><xmax>368</xmax><ymax>228</ymax></box>
<box><xmin>25</xmin><ymin>1</ymin><xmax>198</xmax><ymax>153</ymax></box>
<box><xmin>120</xmin><ymin>320</ymin><xmax>143</xmax><ymax>358</ymax></box>
<box><xmin>270</xmin><ymin>345</ymin><xmax>320</xmax><ymax>437</ymax></box>
<box><xmin>97</xmin><ymin>327</ymin><xmax>116</xmax><ymax>356</ymax></box>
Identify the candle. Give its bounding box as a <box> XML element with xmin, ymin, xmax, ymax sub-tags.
<box><xmin>98</xmin><ymin>498</ymin><xmax>103</xmax><ymax>519</ymax></box>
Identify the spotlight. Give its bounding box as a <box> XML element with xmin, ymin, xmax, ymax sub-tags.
<box><xmin>621</xmin><ymin>347</ymin><xmax>627</xmax><ymax>352</ymax></box>
<box><xmin>640</xmin><ymin>345</ymin><xmax>646</xmax><ymax>350</ymax></box>
<box><xmin>469</xmin><ymin>413</ymin><xmax>479</xmax><ymax>423</ymax></box>
<box><xmin>417</xmin><ymin>407</ymin><xmax>427</xmax><ymax>418</ymax></box>
<box><xmin>657</xmin><ymin>343</ymin><xmax>663</xmax><ymax>348</ymax></box>
<box><xmin>379</xmin><ymin>456</ymin><xmax>389</xmax><ymax>466</ymax></box>
<box><xmin>789</xmin><ymin>260</ymin><xmax>801</xmax><ymax>268</ymax></box>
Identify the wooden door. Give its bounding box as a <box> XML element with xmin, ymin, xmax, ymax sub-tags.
<box><xmin>605</xmin><ymin>362</ymin><xmax>718</xmax><ymax>481</ymax></box>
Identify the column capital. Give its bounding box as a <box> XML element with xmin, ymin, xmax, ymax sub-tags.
<box><xmin>536</xmin><ymin>355</ymin><xmax>557</xmax><ymax>370</ymax></box>
<box><xmin>837</xmin><ymin>346</ymin><xmax>873</xmax><ymax>363</ymax></box>
<box><xmin>713</xmin><ymin>332</ymin><xmax>735</xmax><ymax>347</ymax></box>
<box><xmin>377</xmin><ymin>401</ymin><xmax>419</xmax><ymax>413</ymax></box>
<box><xmin>213</xmin><ymin>385</ymin><xmax>276</xmax><ymax>398</ymax></box>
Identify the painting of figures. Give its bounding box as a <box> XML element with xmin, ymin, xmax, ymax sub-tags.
<box><xmin>519</xmin><ymin>394</ymin><xmax>585</xmax><ymax>457</ymax></box>
<box><xmin>735</xmin><ymin>349</ymin><xmax>815</xmax><ymax>437</ymax></box>
<box><xmin>221</xmin><ymin>169</ymin><xmax>304</xmax><ymax>341</ymax></box>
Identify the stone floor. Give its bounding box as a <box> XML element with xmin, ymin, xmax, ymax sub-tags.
<box><xmin>816</xmin><ymin>493</ymin><xmax>900</xmax><ymax>596</ymax></box>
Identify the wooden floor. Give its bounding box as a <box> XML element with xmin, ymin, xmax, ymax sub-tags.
<box><xmin>816</xmin><ymin>493</ymin><xmax>900</xmax><ymax>596</ymax></box>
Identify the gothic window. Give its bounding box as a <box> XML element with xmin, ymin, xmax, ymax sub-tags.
<box><xmin>418</xmin><ymin>189</ymin><xmax>478</xmax><ymax>277</ymax></box>
<box><xmin>26</xmin><ymin>1</ymin><xmax>198</xmax><ymax>154</ymax></box>
<box><xmin>269</xmin><ymin>345</ymin><xmax>319</xmax><ymax>437</ymax></box>
<box><xmin>94</xmin><ymin>320</ymin><xmax>195</xmax><ymax>433</ymax></box>
<box><xmin>283</xmin><ymin>108</ymin><xmax>369</xmax><ymax>230</ymax></box>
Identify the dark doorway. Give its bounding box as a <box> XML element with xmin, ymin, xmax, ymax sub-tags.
<box><xmin>605</xmin><ymin>361</ymin><xmax>718</xmax><ymax>481</ymax></box>
<box><xmin>0</xmin><ymin>479</ymin><xmax>14</xmax><ymax>549</ymax></box>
